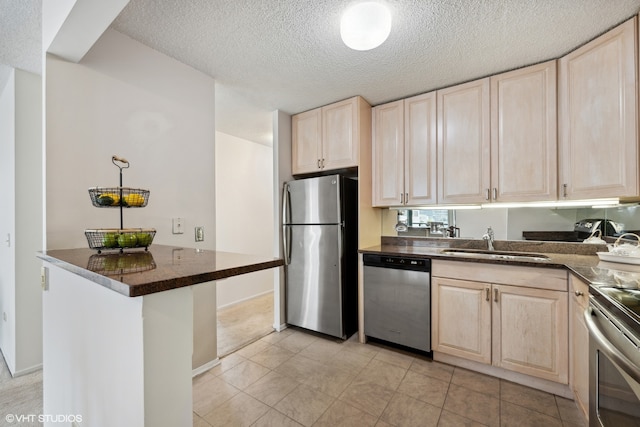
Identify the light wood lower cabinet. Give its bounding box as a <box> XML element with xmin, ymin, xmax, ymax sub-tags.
<box><xmin>432</xmin><ymin>261</ymin><xmax>569</xmax><ymax>384</ymax></box>
<box><xmin>569</xmin><ymin>274</ymin><xmax>590</xmax><ymax>423</ymax></box>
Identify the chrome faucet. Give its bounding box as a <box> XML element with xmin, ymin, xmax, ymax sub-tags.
<box><xmin>483</xmin><ymin>227</ymin><xmax>495</xmax><ymax>251</ymax></box>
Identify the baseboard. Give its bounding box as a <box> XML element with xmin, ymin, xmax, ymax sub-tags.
<box><xmin>11</xmin><ymin>363</ymin><xmax>43</xmax><ymax>378</ymax></box>
<box><xmin>273</xmin><ymin>323</ymin><xmax>287</xmax><ymax>332</ymax></box>
<box><xmin>433</xmin><ymin>351</ymin><xmax>574</xmax><ymax>399</ymax></box>
<box><xmin>217</xmin><ymin>290</ymin><xmax>273</xmax><ymax>310</ymax></box>
<box><xmin>192</xmin><ymin>358</ymin><xmax>220</xmax><ymax>378</ymax></box>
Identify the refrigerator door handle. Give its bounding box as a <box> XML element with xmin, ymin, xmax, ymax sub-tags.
<box><xmin>282</xmin><ymin>225</ymin><xmax>291</xmax><ymax>265</ymax></box>
<box><xmin>282</xmin><ymin>183</ymin><xmax>290</xmax><ymax>225</ymax></box>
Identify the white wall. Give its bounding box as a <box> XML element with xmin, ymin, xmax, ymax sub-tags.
<box><xmin>215</xmin><ymin>131</ymin><xmax>273</xmax><ymax>308</ymax></box>
<box><xmin>14</xmin><ymin>70</ymin><xmax>43</xmax><ymax>374</ymax></box>
<box><xmin>0</xmin><ymin>70</ymin><xmax>16</xmax><ymax>372</ymax></box>
<box><xmin>45</xmin><ymin>29</ymin><xmax>216</xmax><ymax>250</ymax></box>
<box><xmin>0</xmin><ymin>69</ymin><xmax>43</xmax><ymax>375</ymax></box>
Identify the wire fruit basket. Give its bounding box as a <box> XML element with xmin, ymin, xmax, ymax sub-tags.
<box><xmin>85</xmin><ymin>228</ymin><xmax>156</xmax><ymax>251</ymax></box>
<box><xmin>88</xmin><ymin>187</ymin><xmax>150</xmax><ymax>207</ymax></box>
<box><xmin>85</xmin><ymin>156</ymin><xmax>156</xmax><ymax>253</ymax></box>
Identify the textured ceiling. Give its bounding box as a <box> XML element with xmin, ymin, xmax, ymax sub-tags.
<box><xmin>2</xmin><ymin>1</ymin><xmax>640</xmax><ymax>145</ymax></box>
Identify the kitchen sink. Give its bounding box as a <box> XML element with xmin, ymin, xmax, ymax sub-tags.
<box><xmin>440</xmin><ymin>248</ymin><xmax>550</xmax><ymax>262</ymax></box>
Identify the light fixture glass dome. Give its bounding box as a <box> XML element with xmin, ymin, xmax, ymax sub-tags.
<box><xmin>340</xmin><ymin>2</ymin><xmax>392</xmax><ymax>51</ymax></box>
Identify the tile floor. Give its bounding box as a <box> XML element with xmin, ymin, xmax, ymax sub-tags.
<box><xmin>217</xmin><ymin>292</ymin><xmax>274</xmax><ymax>357</ymax></box>
<box><xmin>192</xmin><ymin>329</ymin><xmax>588</xmax><ymax>427</ymax></box>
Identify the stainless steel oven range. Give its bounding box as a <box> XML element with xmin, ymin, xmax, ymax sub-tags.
<box><xmin>586</xmin><ymin>290</ymin><xmax>640</xmax><ymax>426</ymax></box>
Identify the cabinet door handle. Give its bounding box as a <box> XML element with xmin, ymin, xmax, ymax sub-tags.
<box><xmin>485</xmin><ymin>288</ymin><xmax>490</xmax><ymax>301</ymax></box>
<box><xmin>575</xmin><ymin>290</ymin><xmax>584</xmax><ymax>297</ymax></box>
<box><xmin>485</xmin><ymin>188</ymin><xmax>490</xmax><ymax>201</ymax></box>
<box><xmin>492</xmin><ymin>188</ymin><xmax>497</xmax><ymax>200</ymax></box>
<box><xmin>317</xmin><ymin>159</ymin><xmax>321</xmax><ymax>169</ymax></box>
<box><xmin>405</xmin><ymin>193</ymin><xmax>408</xmax><ymax>205</ymax></box>
<box><xmin>563</xmin><ymin>183</ymin><xmax>568</xmax><ymax>198</ymax></box>
<box><xmin>400</xmin><ymin>193</ymin><xmax>404</xmax><ymax>204</ymax></box>
<box><xmin>494</xmin><ymin>288</ymin><xmax>499</xmax><ymax>302</ymax></box>
<box><xmin>321</xmin><ymin>158</ymin><xmax>325</xmax><ymax>168</ymax></box>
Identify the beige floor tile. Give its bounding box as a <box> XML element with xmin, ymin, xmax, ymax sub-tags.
<box><xmin>252</xmin><ymin>409</ymin><xmax>303</xmax><ymax>427</ymax></box>
<box><xmin>250</xmin><ymin>344</ymin><xmax>295</xmax><ymax>369</ymax></box>
<box><xmin>373</xmin><ymin>347</ymin><xmax>415</xmax><ymax>369</ymax></box>
<box><xmin>274</xmin><ymin>354</ymin><xmax>325</xmax><ymax>383</ymax></box>
<box><xmin>341</xmin><ymin>339</ymin><xmax>380</xmax><ymax>359</ymax></box>
<box><xmin>274</xmin><ymin>383</ymin><xmax>335</xmax><ymax>427</ymax></box>
<box><xmin>208</xmin><ymin>352</ymin><xmax>247</xmax><ymax>376</ymax></box>
<box><xmin>298</xmin><ymin>337</ymin><xmax>344</xmax><ymax>364</ymax></box>
<box><xmin>409</xmin><ymin>358</ymin><xmax>454</xmax><ymax>383</ymax></box>
<box><xmin>397</xmin><ymin>370</ymin><xmax>450</xmax><ymax>408</ymax></box>
<box><xmin>236</xmin><ymin>339</ymin><xmax>271</xmax><ymax>359</ymax></box>
<box><xmin>260</xmin><ymin>328</ymin><xmax>295</xmax><ymax>345</ymax></box>
<box><xmin>500</xmin><ymin>380</ymin><xmax>560</xmax><ymax>418</ymax></box>
<box><xmin>437</xmin><ymin>409</ymin><xmax>487</xmax><ymax>427</ymax></box>
<box><xmin>274</xmin><ymin>330</ymin><xmax>319</xmax><ymax>353</ymax></box>
<box><xmin>218</xmin><ymin>360</ymin><xmax>270</xmax><ymax>390</ymax></box>
<box><xmin>357</xmin><ymin>358</ymin><xmax>408</xmax><ymax>390</ymax></box>
<box><xmin>244</xmin><ymin>371</ymin><xmax>299</xmax><ymax>406</ymax></box>
<box><xmin>380</xmin><ymin>393</ymin><xmax>441</xmax><ymax>427</ymax></box>
<box><xmin>339</xmin><ymin>377</ymin><xmax>395</xmax><ymax>417</ymax></box>
<box><xmin>193</xmin><ymin>412</ymin><xmax>210</xmax><ymax>427</ymax></box>
<box><xmin>442</xmin><ymin>383</ymin><xmax>500</xmax><ymax>427</ymax></box>
<box><xmin>375</xmin><ymin>421</ymin><xmax>394</xmax><ymax>427</ymax></box>
<box><xmin>333</xmin><ymin>348</ymin><xmax>375</xmax><ymax>373</ymax></box>
<box><xmin>304</xmin><ymin>364</ymin><xmax>356</xmax><ymax>398</ymax></box>
<box><xmin>556</xmin><ymin>396</ymin><xmax>587</xmax><ymax>426</ymax></box>
<box><xmin>217</xmin><ymin>293</ymin><xmax>274</xmax><ymax>357</ymax></box>
<box><xmin>192</xmin><ymin>375</ymin><xmax>240</xmax><ymax>416</ymax></box>
<box><xmin>203</xmin><ymin>392</ymin><xmax>270</xmax><ymax>427</ymax></box>
<box><xmin>450</xmin><ymin>368</ymin><xmax>500</xmax><ymax>398</ymax></box>
<box><xmin>500</xmin><ymin>400</ymin><xmax>563</xmax><ymax>427</ymax></box>
<box><xmin>313</xmin><ymin>400</ymin><xmax>378</xmax><ymax>427</ymax></box>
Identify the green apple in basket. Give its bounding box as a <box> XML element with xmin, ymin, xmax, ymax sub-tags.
<box><xmin>117</xmin><ymin>233</ymin><xmax>138</xmax><ymax>248</ymax></box>
<box><xmin>135</xmin><ymin>232</ymin><xmax>152</xmax><ymax>246</ymax></box>
<box><xmin>102</xmin><ymin>233</ymin><xmax>119</xmax><ymax>248</ymax></box>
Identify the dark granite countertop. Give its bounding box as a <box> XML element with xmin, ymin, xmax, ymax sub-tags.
<box><xmin>38</xmin><ymin>245</ymin><xmax>284</xmax><ymax>297</ymax></box>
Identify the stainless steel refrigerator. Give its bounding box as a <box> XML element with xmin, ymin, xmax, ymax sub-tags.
<box><xmin>282</xmin><ymin>174</ymin><xmax>358</xmax><ymax>339</ymax></box>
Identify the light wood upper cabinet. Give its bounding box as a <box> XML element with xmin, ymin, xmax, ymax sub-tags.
<box><xmin>569</xmin><ymin>274</ymin><xmax>590</xmax><ymax>423</ymax></box>
<box><xmin>372</xmin><ymin>100</ymin><xmax>404</xmax><ymax>206</ymax></box>
<box><xmin>432</xmin><ymin>260</ymin><xmax>569</xmax><ymax>384</ymax></box>
<box><xmin>437</xmin><ymin>78</ymin><xmax>491</xmax><ymax>204</ymax></box>
<box><xmin>405</xmin><ymin>93</ymin><xmax>437</xmax><ymax>205</ymax></box>
<box><xmin>292</xmin><ymin>96</ymin><xmax>370</xmax><ymax>175</ymax></box>
<box><xmin>292</xmin><ymin>108</ymin><xmax>322</xmax><ymax>174</ymax></box>
<box><xmin>559</xmin><ymin>17</ymin><xmax>638</xmax><ymax>199</ymax></box>
<box><xmin>491</xmin><ymin>60</ymin><xmax>558</xmax><ymax>202</ymax></box>
<box><xmin>372</xmin><ymin>92</ymin><xmax>437</xmax><ymax>207</ymax></box>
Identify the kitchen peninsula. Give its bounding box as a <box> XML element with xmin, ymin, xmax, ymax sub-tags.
<box><xmin>37</xmin><ymin>245</ymin><xmax>283</xmax><ymax>427</ymax></box>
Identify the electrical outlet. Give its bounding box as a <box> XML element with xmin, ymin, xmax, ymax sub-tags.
<box><xmin>41</xmin><ymin>266</ymin><xmax>49</xmax><ymax>291</ymax></box>
<box><xmin>195</xmin><ymin>226</ymin><xmax>204</xmax><ymax>242</ymax></box>
<box><xmin>172</xmin><ymin>218</ymin><xmax>184</xmax><ymax>234</ymax></box>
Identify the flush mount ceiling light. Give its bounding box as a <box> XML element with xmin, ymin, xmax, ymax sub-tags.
<box><xmin>340</xmin><ymin>2</ymin><xmax>392</xmax><ymax>51</ymax></box>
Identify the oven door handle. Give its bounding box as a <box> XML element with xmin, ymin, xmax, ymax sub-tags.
<box><xmin>585</xmin><ymin>306</ymin><xmax>640</xmax><ymax>384</ymax></box>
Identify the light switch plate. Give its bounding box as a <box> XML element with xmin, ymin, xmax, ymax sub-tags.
<box><xmin>172</xmin><ymin>218</ymin><xmax>184</xmax><ymax>234</ymax></box>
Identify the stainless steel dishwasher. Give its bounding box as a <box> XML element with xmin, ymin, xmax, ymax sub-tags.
<box><xmin>363</xmin><ymin>254</ymin><xmax>431</xmax><ymax>352</ymax></box>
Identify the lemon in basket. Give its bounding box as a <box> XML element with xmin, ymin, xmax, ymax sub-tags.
<box><xmin>136</xmin><ymin>232</ymin><xmax>152</xmax><ymax>246</ymax></box>
<box><xmin>124</xmin><ymin>193</ymin><xmax>144</xmax><ymax>207</ymax></box>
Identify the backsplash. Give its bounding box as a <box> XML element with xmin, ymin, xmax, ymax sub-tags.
<box><xmin>381</xmin><ymin>205</ymin><xmax>640</xmax><ymax>240</ymax></box>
